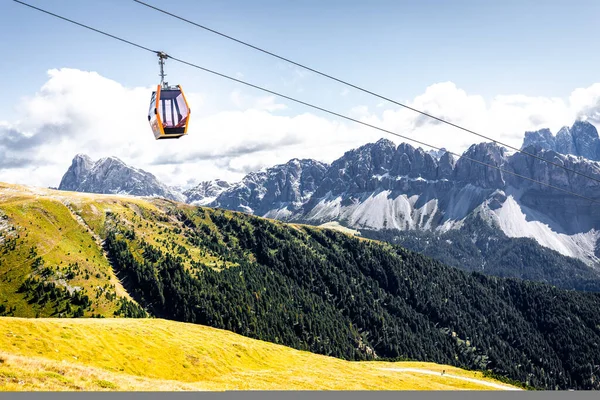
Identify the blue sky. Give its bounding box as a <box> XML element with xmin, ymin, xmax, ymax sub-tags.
<box><xmin>2</xmin><ymin>0</ymin><xmax>600</xmax><ymax>187</ymax></box>
<box><xmin>4</xmin><ymin>0</ymin><xmax>600</xmax><ymax>113</ymax></box>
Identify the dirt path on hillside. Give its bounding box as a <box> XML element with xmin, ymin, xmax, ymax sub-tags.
<box><xmin>379</xmin><ymin>367</ymin><xmax>522</xmax><ymax>390</ymax></box>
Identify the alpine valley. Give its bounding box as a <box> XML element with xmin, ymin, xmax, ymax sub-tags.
<box><xmin>1</xmin><ymin>182</ymin><xmax>600</xmax><ymax>390</ymax></box>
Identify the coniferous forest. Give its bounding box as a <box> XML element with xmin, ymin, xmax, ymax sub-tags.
<box><xmin>103</xmin><ymin>206</ymin><xmax>600</xmax><ymax>390</ymax></box>
<box><xmin>360</xmin><ymin>213</ymin><xmax>600</xmax><ymax>293</ymax></box>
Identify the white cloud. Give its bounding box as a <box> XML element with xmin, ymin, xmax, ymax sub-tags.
<box><xmin>230</xmin><ymin>89</ymin><xmax>287</xmax><ymax>112</ymax></box>
<box><xmin>230</xmin><ymin>89</ymin><xmax>244</xmax><ymax>108</ymax></box>
<box><xmin>350</xmin><ymin>105</ymin><xmax>370</xmax><ymax>118</ymax></box>
<box><xmin>570</xmin><ymin>83</ymin><xmax>600</xmax><ymax>124</ymax></box>
<box><xmin>1</xmin><ymin>69</ymin><xmax>600</xmax><ymax>190</ymax></box>
<box><xmin>254</xmin><ymin>96</ymin><xmax>288</xmax><ymax>112</ymax></box>
<box><xmin>361</xmin><ymin>81</ymin><xmax>589</xmax><ymax>153</ymax></box>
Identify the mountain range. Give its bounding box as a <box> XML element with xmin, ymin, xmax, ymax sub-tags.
<box><xmin>57</xmin><ymin>120</ymin><xmax>600</xmax><ymax>290</ymax></box>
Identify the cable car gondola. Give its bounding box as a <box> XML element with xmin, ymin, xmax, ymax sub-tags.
<box><xmin>148</xmin><ymin>52</ymin><xmax>190</xmax><ymax>140</ymax></box>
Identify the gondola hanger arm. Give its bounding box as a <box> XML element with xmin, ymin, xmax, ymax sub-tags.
<box><xmin>157</xmin><ymin>51</ymin><xmax>169</xmax><ymax>88</ymax></box>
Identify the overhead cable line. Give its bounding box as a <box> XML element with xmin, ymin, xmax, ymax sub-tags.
<box><xmin>12</xmin><ymin>0</ymin><xmax>600</xmax><ymax>205</ymax></box>
<box><xmin>133</xmin><ymin>0</ymin><xmax>600</xmax><ymax>186</ymax></box>
<box><xmin>13</xmin><ymin>0</ymin><xmax>155</xmax><ymax>53</ymax></box>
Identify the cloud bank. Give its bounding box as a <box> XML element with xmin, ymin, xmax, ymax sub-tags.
<box><xmin>2</xmin><ymin>68</ymin><xmax>600</xmax><ymax>189</ymax></box>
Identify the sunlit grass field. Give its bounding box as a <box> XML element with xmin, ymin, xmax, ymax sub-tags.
<box><xmin>0</xmin><ymin>317</ymin><xmax>518</xmax><ymax>391</ymax></box>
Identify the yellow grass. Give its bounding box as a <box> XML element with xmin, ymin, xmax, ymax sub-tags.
<box><xmin>318</xmin><ymin>221</ymin><xmax>361</xmax><ymax>236</ymax></box>
<box><xmin>0</xmin><ymin>317</ymin><xmax>518</xmax><ymax>391</ymax></box>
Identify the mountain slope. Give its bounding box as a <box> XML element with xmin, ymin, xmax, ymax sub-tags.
<box><xmin>0</xmin><ymin>318</ymin><xmax>518</xmax><ymax>391</ymax></box>
<box><xmin>361</xmin><ymin>213</ymin><xmax>600</xmax><ymax>292</ymax></box>
<box><xmin>0</xmin><ymin>183</ymin><xmax>143</xmax><ymax>319</ymax></box>
<box><xmin>107</xmin><ymin>208</ymin><xmax>600</xmax><ymax>389</ymax></box>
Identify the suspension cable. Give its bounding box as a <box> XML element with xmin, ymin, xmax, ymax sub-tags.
<box><xmin>133</xmin><ymin>0</ymin><xmax>600</xmax><ymax>186</ymax></box>
<box><xmin>11</xmin><ymin>0</ymin><xmax>600</xmax><ymax>205</ymax></box>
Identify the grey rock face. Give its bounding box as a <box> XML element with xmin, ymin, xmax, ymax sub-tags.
<box><xmin>211</xmin><ymin>158</ymin><xmax>328</xmax><ymax>217</ymax></box>
<box><xmin>555</xmin><ymin>126</ymin><xmax>575</xmax><ymax>155</ymax></box>
<box><xmin>571</xmin><ymin>120</ymin><xmax>599</xmax><ymax>160</ymax></box>
<box><xmin>522</xmin><ymin>128</ymin><xmax>555</xmax><ymax>151</ymax></box>
<box><xmin>58</xmin><ymin>155</ymin><xmax>182</xmax><ymax>201</ymax></box>
<box><xmin>427</xmin><ymin>148</ymin><xmax>448</xmax><ymax>161</ymax></box>
<box><xmin>205</xmin><ymin>136</ymin><xmax>598</xmax><ymax>249</ymax></box>
<box><xmin>210</xmin><ymin>170</ymin><xmax>268</xmax><ymax>214</ymax></box>
<box><xmin>390</xmin><ymin>143</ymin><xmax>438</xmax><ymax>180</ymax></box>
<box><xmin>437</xmin><ymin>152</ymin><xmax>455</xmax><ymax>179</ymax></box>
<box><xmin>294</xmin><ymin>138</ymin><xmax>599</xmax><ymax>266</ymax></box>
<box><xmin>312</xmin><ymin>139</ymin><xmax>397</xmax><ymax>198</ymax></box>
<box><xmin>505</xmin><ymin>147</ymin><xmax>600</xmax><ymax>234</ymax></box>
<box><xmin>454</xmin><ymin>143</ymin><xmax>507</xmax><ymax>188</ymax></box>
<box><xmin>184</xmin><ymin>180</ymin><xmax>231</xmax><ymax>205</ymax></box>
<box><xmin>59</xmin><ymin>154</ymin><xmax>94</xmax><ymax>191</ymax></box>
<box><xmin>522</xmin><ymin>120</ymin><xmax>600</xmax><ymax>161</ymax></box>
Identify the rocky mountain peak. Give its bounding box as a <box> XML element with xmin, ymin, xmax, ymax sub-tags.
<box><xmin>455</xmin><ymin>142</ymin><xmax>507</xmax><ymax>188</ymax></box>
<box><xmin>437</xmin><ymin>151</ymin><xmax>455</xmax><ymax>179</ymax></box>
<box><xmin>59</xmin><ymin>154</ymin><xmax>94</xmax><ymax>191</ymax></box>
<box><xmin>391</xmin><ymin>143</ymin><xmax>438</xmax><ymax>179</ymax></box>
<box><xmin>58</xmin><ymin>154</ymin><xmax>182</xmax><ymax>201</ymax></box>
<box><xmin>427</xmin><ymin>147</ymin><xmax>449</xmax><ymax>161</ymax></box>
<box><xmin>522</xmin><ymin>128</ymin><xmax>555</xmax><ymax>151</ymax></box>
<box><xmin>521</xmin><ymin>120</ymin><xmax>600</xmax><ymax>161</ymax></box>
<box><xmin>184</xmin><ymin>179</ymin><xmax>231</xmax><ymax>205</ymax></box>
<box><xmin>212</xmin><ymin>157</ymin><xmax>328</xmax><ymax>217</ymax></box>
<box><xmin>571</xmin><ymin>120</ymin><xmax>600</xmax><ymax>160</ymax></box>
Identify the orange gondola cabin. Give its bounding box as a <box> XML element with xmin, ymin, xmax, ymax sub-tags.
<box><xmin>148</xmin><ymin>52</ymin><xmax>190</xmax><ymax>140</ymax></box>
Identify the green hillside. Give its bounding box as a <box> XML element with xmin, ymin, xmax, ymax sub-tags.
<box><xmin>0</xmin><ymin>185</ymin><xmax>140</xmax><ymax>319</ymax></box>
<box><xmin>1</xmin><ymin>183</ymin><xmax>600</xmax><ymax>390</ymax></box>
